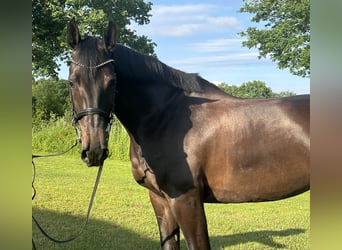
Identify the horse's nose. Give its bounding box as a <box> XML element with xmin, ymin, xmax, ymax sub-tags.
<box><xmin>81</xmin><ymin>147</ymin><xmax>109</xmax><ymax>167</ymax></box>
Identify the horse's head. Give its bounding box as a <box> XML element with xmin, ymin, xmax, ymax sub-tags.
<box><xmin>67</xmin><ymin>19</ymin><xmax>117</xmax><ymax>166</ymax></box>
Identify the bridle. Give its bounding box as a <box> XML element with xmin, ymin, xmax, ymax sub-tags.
<box><xmin>32</xmin><ymin>58</ymin><xmax>116</xmax><ymax>249</ymax></box>
<box><xmin>72</xmin><ymin>107</ymin><xmax>114</xmax><ymax>142</ymax></box>
<box><xmin>70</xmin><ymin>58</ymin><xmax>116</xmax><ymax>135</ymax></box>
<box><xmin>73</xmin><ymin>108</ymin><xmax>112</xmax><ymax>123</ymax></box>
<box><xmin>70</xmin><ymin>59</ymin><xmax>115</xmax><ymax>69</ymax></box>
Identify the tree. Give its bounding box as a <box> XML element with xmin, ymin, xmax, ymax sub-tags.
<box><xmin>239</xmin><ymin>0</ymin><xmax>310</xmax><ymax>78</ymax></box>
<box><xmin>32</xmin><ymin>78</ymin><xmax>71</xmax><ymax>121</ymax></box>
<box><xmin>217</xmin><ymin>81</ymin><xmax>295</xmax><ymax>98</ymax></box>
<box><xmin>32</xmin><ymin>0</ymin><xmax>156</xmax><ymax>78</ymax></box>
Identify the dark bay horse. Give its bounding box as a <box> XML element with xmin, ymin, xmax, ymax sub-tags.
<box><xmin>67</xmin><ymin>20</ymin><xmax>310</xmax><ymax>249</ymax></box>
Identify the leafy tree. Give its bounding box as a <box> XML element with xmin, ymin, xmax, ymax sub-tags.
<box><xmin>272</xmin><ymin>90</ymin><xmax>296</xmax><ymax>97</ymax></box>
<box><xmin>217</xmin><ymin>83</ymin><xmax>239</xmax><ymax>96</ymax></box>
<box><xmin>217</xmin><ymin>81</ymin><xmax>295</xmax><ymax>98</ymax></box>
<box><xmin>32</xmin><ymin>0</ymin><xmax>156</xmax><ymax>78</ymax></box>
<box><xmin>32</xmin><ymin>78</ymin><xmax>71</xmax><ymax>122</ymax></box>
<box><xmin>239</xmin><ymin>0</ymin><xmax>310</xmax><ymax>77</ymax></box>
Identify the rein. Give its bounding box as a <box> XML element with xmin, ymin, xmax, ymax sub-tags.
<box><xmin>32</xmin><ymin>162</ymin><xmax>103</xmax><ymax>246</ymax></box>
<box><xmin>32</xmin><ymin>117</ymin><xmax>107</xmax><ymax>249</ymax></box>
<box><xmin>32</xmin><ymin>140</ymin><xmax>104</xmax><ymax>248</ymax></box>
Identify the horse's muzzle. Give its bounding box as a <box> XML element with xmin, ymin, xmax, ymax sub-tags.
<box><xmin>81</xmin><ymin>148</ymin><xmax>109</xmax><ymax>167</ymax></box>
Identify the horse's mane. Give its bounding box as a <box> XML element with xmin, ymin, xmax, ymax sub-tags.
<box><xmin>112</xmin><ymin>44</ymin><xmax>204</xmax><ymax>93</ymax></box>
<box><xmin>76</xmin><ymin>37</ymin><xmax>204</xmax><ymax>93</ymax></box>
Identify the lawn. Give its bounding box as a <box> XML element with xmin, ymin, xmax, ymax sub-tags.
<box><xmin>32</xmin><ymin>156</ymin><xmax>310</xmax><ymax>249</ymax></box>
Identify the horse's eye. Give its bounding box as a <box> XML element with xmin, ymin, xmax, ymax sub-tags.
<box><xmin>69</xmin><ymin>81</ymin><xmax>74</xmax><ymax>88</ymax></box>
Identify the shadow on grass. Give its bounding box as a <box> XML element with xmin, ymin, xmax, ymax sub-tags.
<box><xmin>210</xmin><ymin>228</ymin><xmax>306</xmax><ymax>249</ymax></box>
<box><xmin>32</xmin><ymin>208</ymin><xmax>158</xmax><ymax>249</ymax></box>
<box><xmin>33</xmin><ymin>208</ymin><xmax>306</xmax><ymax>249</ymax></box>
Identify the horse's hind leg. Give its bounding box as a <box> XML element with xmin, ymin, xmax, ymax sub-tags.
<box><xmin>149</xmin><ymin>191</ymin><xmax>180</xmax><ymax>250</ymax></box>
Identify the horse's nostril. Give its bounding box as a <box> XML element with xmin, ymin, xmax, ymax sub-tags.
<box><xmin>81</xmin><ymin>149</ymin><xmax>88</xmax><ymax>160</ymax></box>
<box><xmin>103</xmin><ymin>148</ymin><xmax>109</xmax><ymax>159</ymax></box>
<box><xmin>81</xmin><ymin>148</ymin><xmax>108</xmax><ymax>166</ymax></box>
<box><xmin>81</xmin><ymin>149</ymin><xmax>91</xmax><ymax>166</ymax></box>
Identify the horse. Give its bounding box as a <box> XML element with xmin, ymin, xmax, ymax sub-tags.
<box><xmin>66</xmin><ymin>20</ymin><xmax>310</xmax><ymax>250</ymax></box>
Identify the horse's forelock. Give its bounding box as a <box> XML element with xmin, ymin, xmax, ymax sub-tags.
<box><xmin>76</xmin><ymin>37</ymin><xmax>105</xmax><ymax>82</ymax></box>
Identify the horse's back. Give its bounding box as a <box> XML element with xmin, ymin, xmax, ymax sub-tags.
<box><xmin>278</xmin><ymin>94</ymin><xmax>310</xmax><ymax>135</ymax></box>
<box><xmin>187</xmin><ymin>93</ymin><xmax>310</xmax><ymax>203</ymax></box>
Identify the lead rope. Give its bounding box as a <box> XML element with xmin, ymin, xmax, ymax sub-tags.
<box><xmin>32</xmin><ymin>57</ymin><xmax>115</xmax><ymax>249</ymax></box>
<box><xmin>32</xmin><ymin>124</ymin><xmax>103</xmax><ymax>249</ymax></box>
<box><xmin>32</xmin><ymin>164</ymin><xmax>103</xmax><ymax>248</ymax></box>
<box><xmin>32</xmin><ymin>123</ymin><xmax>81</xmax><ymax>160</ymax></box>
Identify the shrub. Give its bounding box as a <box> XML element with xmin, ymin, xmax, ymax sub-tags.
<box><xmin>32</xmin><ymin>116</ymin><xmax>130</xmax><ymax>161</ymax></box>
<box><xmin>32</xmin><ymin>114</ymin><xmax>79</xmax><ymax>155</ymax></box>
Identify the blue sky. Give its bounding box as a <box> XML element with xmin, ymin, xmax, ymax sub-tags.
<box><xmin>59</xmin><ymin>0</ymin><xmax>310</xmax><ymax>94</ymax></box>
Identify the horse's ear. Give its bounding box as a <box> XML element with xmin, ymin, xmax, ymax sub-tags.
<box><xmin>67</xmin><ymin>18</ymin><xmax>81</xmax><ymax>49</ymax></box>
<box><xmin>104</xmin><ymin>21</ymin><xmax>116</xmax><ymax>51</ymax></box>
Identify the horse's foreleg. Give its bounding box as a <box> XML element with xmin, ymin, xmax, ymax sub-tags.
<box><xmin>149</xmin><ymin>191</ymin><xmax>180</xmax><ymax>250</ymax></box>
<box><xmin>168</xmin><ymin>188</ymin><xmax>211</xmax><ymax>250</ymax></box>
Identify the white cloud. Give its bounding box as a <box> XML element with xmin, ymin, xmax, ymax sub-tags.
<box><xmin>207</xmin><ymin>16</ymin><xmax>241</xmax><ymax>29</ymax></box>
<box><xmin>157</xmin><ymin>24</ymin><xmax>202</xmax><ymax>37</ymax></box>
<box><xmin>135</xmin><ymin>4</ymin><xmax>242</xmax><ymax>37</ymax></box>
<box><xmin>165</xmin><ymin>52</ymin><xmax>267</xmax><ymax>74</ymax></box>
<box><xmin>152</xmin><ymin>4</ymin><xmax>215</xmax><ymax>17</ymax></box>
<box><xmin>188</xmin><ymin>38</ymin><xmax>245</xmax><ymax>53</ymax></box>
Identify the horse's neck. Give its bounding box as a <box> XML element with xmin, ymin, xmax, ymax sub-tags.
<box><xmin>113</xmin><ymin>61</ymin><xmax>182</xmax><ymax>139</ymax></box>
<box><xmin>115</xmin><ymin>86</ymin><xmax>183</xmax><ymax>143</ymax></box>
<box><xmin>112</xmin><ymin>45</ymin><xmax>233</xmax><ymax>138</ymax></box>
<box><xmin>112</xmin><ymin>45</ymin><xmax>153</xmax><ymax>81</ymax></box>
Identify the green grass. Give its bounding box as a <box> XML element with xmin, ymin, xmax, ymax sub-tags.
<box><xmin>32</xmin><ymin>156</ymin><xmax>310</xmax><ymax>249</ymax></box>
<box><xmin>32</xmin><ymin>116</ymin><xmax>130</xmax><ymax>161</ymax></box>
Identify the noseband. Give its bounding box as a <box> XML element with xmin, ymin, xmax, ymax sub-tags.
<box><xmin>70</xmin><ymin>59</ymin><xmax>115</xmax><ymax>125</ymax></box>
<box><xmin>73</xmin><ymin>108</ymin><xmax>113</xmax><ymax>124</ymax></box>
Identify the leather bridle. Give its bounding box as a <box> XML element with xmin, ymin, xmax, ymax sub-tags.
<box><xmin>70</xmin><ymin>59</ymin><xmax>115</xmax><ymax>69</ymax></box>
<box><xmin>70</xmin><ymin>59</ymin><xmax>116</xmax><ymax>132</ymax></box>
<box><xmin>32</xmin><ymin>58</ymin><xmax>116</xmax><ymax>249</ymax></box>
<box><xmin>73</xmin><ymin>108</ymin><xmax>114</xmax><ymax>124</ymax></box>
